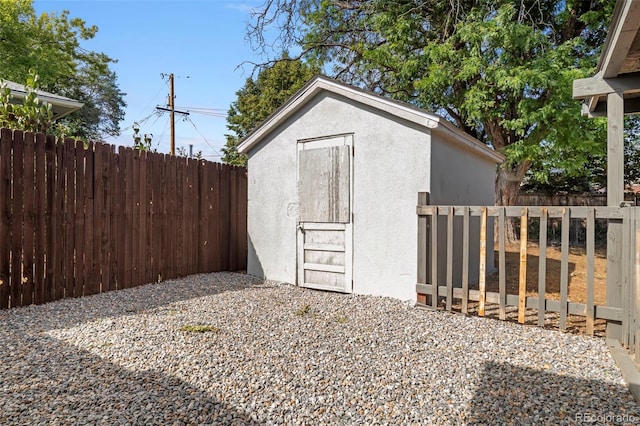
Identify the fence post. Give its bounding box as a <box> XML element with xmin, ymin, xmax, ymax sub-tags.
<box><xmin>634</xmin><ymin>207</ymin><xmax>640</xmax><ymax>361</ymax></box>
<box><xmin>416</xmin><ymin>192</ymin><xmax>429</xmax><ymax>306</ymax></box>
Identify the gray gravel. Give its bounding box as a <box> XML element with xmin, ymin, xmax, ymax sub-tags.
<box><xmin>0</xmin><ymin>272</ymin><xmax>638</xmax><ymax>425</ymax></box>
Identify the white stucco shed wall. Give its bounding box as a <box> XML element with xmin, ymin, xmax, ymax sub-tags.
<box><xmin>246</xmin><ymin>91</ymin><xmax>431</xmax><ymax>300</ymax></box>
<box><xmin>243</xmin><ymin>79</ymin><xmax>502</xmax><ymax>302</ymax></box>
<box><xmin>429</xmin><ymin>133</ymin><xmax>497</xmax><ymax>286</ymax></box>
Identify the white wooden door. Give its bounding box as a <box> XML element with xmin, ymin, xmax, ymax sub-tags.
<box><xmin>297</xmin><ymin>135</ymin><xmax>353</xmax><ymax>293</ymax></box>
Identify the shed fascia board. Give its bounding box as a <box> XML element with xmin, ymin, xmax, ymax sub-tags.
<box><xmin>576</xmin><ymin>0</ymin><xmax>640</xmax><ymax>113</ymax></box>
<box><xmin>2</xmin><ymin>79</ymin><xmax>84</xmax><ymax>119</ymax></box>
<box><xmin>237</xmin><ymin>76</ymin><xmax>504</xmax><ymax>164</ymax></box>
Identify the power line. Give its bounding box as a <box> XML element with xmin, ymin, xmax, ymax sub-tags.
<box><xmin>185</xmin><ymin>116</ymin><xmax>222</xmax><ymax>157</ymax></box>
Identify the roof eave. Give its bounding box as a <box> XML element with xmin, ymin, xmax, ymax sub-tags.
<box><xmin>581</xmin><ymin>0</ymin><xmax>640</xmax><ymax>114</ymax></box>
<box><xmin>238</xmin><ymin>75</ymin><xmax>504</xmax><ymax>164</ymax></box>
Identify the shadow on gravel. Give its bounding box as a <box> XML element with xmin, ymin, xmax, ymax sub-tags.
<box><xmin>0</xmin><ymin>318</ymin><xmax>260</xmax><ymax>425</ymax></box>
<box><xmin>466</xmin><ymin>360</ymin><xmax>640</xmax><ymax>425</ymax></box>
<box><xmin>4</xmin><ymin>272</ymin><xmax>261</xmax><ymax>332</ymax></box>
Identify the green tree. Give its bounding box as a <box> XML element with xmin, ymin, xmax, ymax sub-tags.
<box><xmin>523</xmin><ymin>116</ymin><xmax>640</xmax><ymax>193</ymax></box>
<box><xmin>0</xmin><ymin>0</ymin><xmax>125</xmax><ymax>140</ymax></box>
<box><xmin>223</xmin><ymin>55</ymin><xmax>319</xmax><ymax>166</ymax></box>
<box><xmin>247</xmin><ymin>0</ymin><xmax>613</xmax><ymax>237</ymax></box>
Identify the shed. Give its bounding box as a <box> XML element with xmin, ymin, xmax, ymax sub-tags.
<box><xmin>2</xmin><ymin>79</ymin><xmax>84</xmax><ymax>120</ymax></box>
<box><xmin>238</xmin><ymin>76</ymin><xmax>504</xmax><ymax>301</ymax></box>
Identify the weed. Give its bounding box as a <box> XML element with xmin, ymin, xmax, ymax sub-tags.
<box><xmin>180</xmin><ymin>324</ymin><xmax>219</xmax><ymax>333</ymax></box>
<box><xmin>296</xmin><ymin>304</ymin><xmax>311</xmax><ymax>316</ymax></box>
<box><xmin>336</xmin><ymin>316</ymin><xmax>348</xmax><ymax>324</ymax></box>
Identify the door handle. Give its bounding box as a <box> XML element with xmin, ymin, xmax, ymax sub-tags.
<box><xmin>298</xmin><ymin>224</ymin><xmax>305</xmax><ymax>234</ymax></box>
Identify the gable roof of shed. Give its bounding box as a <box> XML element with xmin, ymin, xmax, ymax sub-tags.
<box><xmin>2</xmin><ymin>79</ymin><xmax>84</xmax><ymax>120</ymax></box>
<box><xmin>237</xmin><ymin>75</ymin><xmax>504</xmax><ymax>164</ymax></box>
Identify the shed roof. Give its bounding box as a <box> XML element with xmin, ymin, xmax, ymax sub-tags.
<box><xmin>572</xmin><ymin>0</ymin><xmax>640</xmax><ymax>116</ymax></box>
<box><xmin>2</xmin><ymin>79</ymin><xmax>84</xmax><ymax>120</ymax></box>
<box><xmin>237</xmin><ymin>76</ymin><xmax>504</xmax><ymax>164</ymax></box>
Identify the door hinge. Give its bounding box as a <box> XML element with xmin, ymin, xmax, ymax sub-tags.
<box><xmin>352</xmin><ymin>146</ymin><xmax>354</xmax><ymax>156</ymax></box>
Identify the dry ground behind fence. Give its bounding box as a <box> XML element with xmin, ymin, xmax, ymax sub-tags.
<box><xmin>459</xmin><ymin>242</ymin><xmax>609</xmax><ymax>335</ymax></box>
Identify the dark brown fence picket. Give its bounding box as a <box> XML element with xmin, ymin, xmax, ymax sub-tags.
<box><xmin>0</xmin><ymin>128</ymin><xmax>247</xmax><ymax>309</ymax></box>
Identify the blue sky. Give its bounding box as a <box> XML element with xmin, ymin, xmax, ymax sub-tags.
<box><xmin>33</xmin><ymin>0</ymin><xmax>268</xmax><ymax>161</ymax></box>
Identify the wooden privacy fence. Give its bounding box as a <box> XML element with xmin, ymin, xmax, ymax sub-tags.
<box><xmin>0</xmin><ymin>128</ymin><xmax>247</xmax><ymax>309</ymax></box>
<box><xmin>416</xmin><ymin>194</ymin><xmax>640</xmax><ymax>352</ymax></box>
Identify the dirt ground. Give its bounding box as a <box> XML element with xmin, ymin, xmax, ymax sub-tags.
<box><xmin>485</xmin><ymin>242</ymin><xmax>608</xmax><ymax>306</ymax></box>
<box><xmin>452</xmin><ymin>242</ymin><xmax>609</xmax><ymax>336</ymax></box>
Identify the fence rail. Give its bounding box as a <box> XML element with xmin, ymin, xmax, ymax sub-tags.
<box><xmin>416</xmin><ymin>195</ymin><xmax>639</xmax><ymax>346</ymax></box>
<box><xmin>0</xmin><ymin>129</ymin><xmax>247</xmax><ymax>309</ymax></box>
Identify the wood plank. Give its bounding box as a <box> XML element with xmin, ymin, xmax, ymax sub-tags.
<box><xmin>139</xmin><ymin>150</ymin><xmax>148</xmax><ymax>283</ymax></box>
<box><xmin>304</xmin><ymin>243</ymin><xmax>345</xmax><ymax>252</ymax></box>
<box><xmin>416</xmin><ymin>283</ymin><xmax>624</xmax><ymax>321</ymax></box>
<box><xmin>430</xmin><ymin>207</ymin><xmax>438</xmax><ymax>309</ymax></box>
<box><xmin>415</xmin><ymin>205</ymin><xmax>625</xmax><ymax>220</ymax></box>
<box><xmin>83</xmin><ymin>142</ymin><xmax>96</xmax><ymax>296</ymax></box>
<box><xmin>538</xmin><ymin>208</ymin><xmax>548</xmax><ymax>327</ymax></box>
<box><xmin>101</xmin><ymin>145</ymin><xmax>112</xmax><ymax>292</ymax></box>
<box><xmin>220</xmin><ymin>164</ymin><xmax>230</xmax><ymax>270</ymax></box>
<box><xmin>167</xmin><ymin>155</ymin><xmax>177</xmax><ymax>278</ymax></box>
<box><xmin>298</xmin><ymin>146</ymin><xmax>350</xmax><ymax>223</ymax></box>
<box><xmin>446</xmin><ymin>206</ymin><xmax>454</xmax><ymax>311</ymax></box>
<box><xmin>229</xmin><ymin>167</ymin><xmax>238</xmax><ymax>271</ymax></box>
<box><xmin>572</xmin><ymin>74</ymin><xmax>640</xmax><ymax>99</ymax></box>
<box><xmin>54</xmin><ymin>139</ymin><xmax>65</xmax><ymax>300</ymax></box>
<box><xmin>21</xmin><ymin>133</ymin><xmax>35</xmax><ymax>306</ymax></box>
<box><xmin>74</xmin><ymin>140</ymin><xmax>85</xmax><ymax>298</ymax></box>
<box><xmin>518</xmin><ymin>208</ymin><xmax>528</xmax><ymax>324</ymax></box>
<box><xmin>632</xmin><ymin>208</ymin><xmax>640</xmax><ymax>361</ymax></box>
<box><xmin>159</xmin><ymin>154</ymin><xmax>168</xmax><ymax>280</ymax></box>
<box><xmin>146</xmin><ymin>151</ymin><xmax>155</xmax><ymax>283</ymax></box>
<box><xmin>498</xmin><ymin>207</ymin><xmax>506</xmax><ymax>320</ymax></box>
<box><xmin>212</xmin><ymin>163</ymin><xmax>221</xmax><ymax>271</ymax></box>
<box><xmin>478</xmin><ymin>207</ymin><xmax>487</xmax><ymax>317</ymax></box>
<box><xmin>93</xmin><ymin>143</ymin><xmax>104</xmax><ymax>293</ymax></box>
<box><xmin>0</xmin><ymin>129</ymin><xmax>11</xmax><ymax>308</ymax></box>
<box><xmin>622</xmin><ymin>208</ymin><xmax>632</xmax><ymax>348</ymax></box>
<box><xmin>185</xmin><ymin>158</ymin><xmax>195</xmax><ymax>275</ymax></box>
<box><xmin>44</xmin><ymin>136</ymin><xmax>56</xmax><ymax>301</ymax></box>
<box><xmin>123</xmin><ymin>148</ymin><xmax>133</xmax><ymax>288</ymax></box>
<box><xmin>197</xmin><ymin>161</ymin><xmax>208</xmax><ymax>272</ymax></box>
<box><xmin>132</xmin><ymin>149</ymin><xmax>141</xmax><ymax>286</ymax></box>
<box><xmin>176</xmin><ymin>157</ymin><xmax>185</xmax><ymax>276</ymax></box>
<box><xmin>559</xmin><ymin>208</ymin><xmax>570</xmax><ymax>332</ymax></box>
<box><xmin>108</xmin><ymin>145</ymin><xmax>118</xmax><ymax>291</ymax></box>
<box><xmin>115</xmin><ymin>147</ymin><xmax>125</xmax><ymax>290</ymax></box>
<box><xmin>606</xmin><ymin>90</ymin><xmax>624</xmax><ymax>341</ymax></box>
<box><xmin>462</xmin><ymin>206</ymin><xmax>470</xmax><ymax>314</ymax></box>
<box><xmin>586</xmin><ymin>207</ymin><xmax>595</xmax><ymax>335</ymax></box>
<box><xmin>150</xmin><ymin>152</ymin><xmax>161</xmax><ymax>283</ymax></box>
<box><xmin>34</xmin><ymin>134</ymin><xmax>46</xmax><ymax>304</ymax></box>
<box><xmin>64</xmin><ymin>138</ymin><xmax>76</xmax><ymax>298</ymax></box>
<box><xmin>303</xmin><ymin>263</ymin><xmax>345</xmax><ymax>273</ymax></box>
<box><xmin>11</xmin><ymin>131</ymin><xmax>25</xmax><ymax>307</ymax></box>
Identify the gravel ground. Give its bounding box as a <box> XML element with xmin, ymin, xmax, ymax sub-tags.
<box><xmin>0</xmin><ymin>272</ymin><xmax>638</xmax><ymax>425</ymax></box>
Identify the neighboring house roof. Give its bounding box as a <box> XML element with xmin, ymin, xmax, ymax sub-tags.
<box><xmin>2</xmin><ymin>79</ymin><xmax>84</xmax><ymax>120</ymax></box>
<box><xmin>237</xmin><ymin>75</ymin><xmax>505</xmax><ymax>164</ymax></box>
<box><xmin>573</xmin><ymin>0</ymin><xmax>640</xmax><ymax>116</ymax></box>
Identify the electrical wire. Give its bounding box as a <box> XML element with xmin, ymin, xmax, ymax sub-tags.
<box><xmin>185</xmin><ymin>116</ymin><xmax>223</xmax><ymax>157</ymax></box>
<box><xmin>154</xmin><ymin>117</ymin><xmax>170</xmax><ymax>151</ymax></box>
<box><xmin>137</xmin><ymin>80</ymin><xmax>169</xmax><ymax>118</ymax></box>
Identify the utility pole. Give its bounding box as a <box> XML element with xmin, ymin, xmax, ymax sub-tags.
<box><xmin>157</xmin><ymin>73</ymin><xmax>189</xmax><ymax>156</ymax></box>
<box><xmin>169</xmin><ymin>73</ymin><xmax>175</xmax><ymax>156</ymax></box>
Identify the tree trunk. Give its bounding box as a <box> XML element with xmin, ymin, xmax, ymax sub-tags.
<box><xmin>495</xmin><ymin>161</ymin><xmax>531</xmax><ymax>242</ymax></box>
